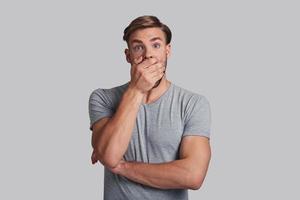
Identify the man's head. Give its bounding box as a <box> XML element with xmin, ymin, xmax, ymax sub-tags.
<box><xmin>123</xmin><ymin>16</ymin><xmax>172</xmax><ymax>88</ymax></box>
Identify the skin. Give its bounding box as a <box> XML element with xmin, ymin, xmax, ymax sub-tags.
<box><xmin>125</xmin><ymin>27</ymin><xmax>172</xmax><ymax>104</ymax></box>
<box><xmin>90</xmin><ymin>28</ymin><xmax>169</xmax><ymax>169</ymax></box>
<box><xmin>91</xmin><ymin>27</ymin><xmax>211</xmax><ymax>190</ymax></box>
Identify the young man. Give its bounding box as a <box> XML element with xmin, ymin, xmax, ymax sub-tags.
<box><xmin>88</xmin><ymin>15</ymin><xmax>211</xmax><ymax>200</ymax></box>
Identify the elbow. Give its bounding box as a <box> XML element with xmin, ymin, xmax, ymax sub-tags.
<box><xmin>101</xmin><ymin>157</ymin><xmax>120</xmax><ymax>169</ymax></box>
<box><xmin>96</xmin><ymin>149</ymin><xmax>121</xmax><ymax>169</ymax></box>
<box><xmin>188</xmin><ymin>174</ymin><xmax>204</xmax><ymax>190</ymax></box>
<box><xmin>189</xmin><ymin>180</ymin><xmax>203</xmax><ymax>190</ymax></box>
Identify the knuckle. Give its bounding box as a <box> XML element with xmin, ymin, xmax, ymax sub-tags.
<box><xmin>137</xmin><ymin>67</ymin><xmax>143</xmax><ymax>73</ymax></box>
<box><xmin>140</xmin><ymin>71</ymin><xmax>146</xmax><ymax>76</ymax></box>
<box><xmin>145</xmin><ymin>77</ymin><xmax>151</xmax><ymax>83</ymax></box>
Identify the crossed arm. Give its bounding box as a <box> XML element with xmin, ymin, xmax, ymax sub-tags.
<box><xmin>92</xmin><ymin>134</ymin><xmax>211</xmax><ymax>190</ymax></box>
<box><xmin>90</xmin><ymin>86</ymin><xmax>211</xmax><ymax>190</ymax></box>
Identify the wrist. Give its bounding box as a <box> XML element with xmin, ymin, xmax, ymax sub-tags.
<box><xmin>111</xmin><ymin>160</ymin><xmax>129</xmax><ymax>176</ymax></box>
<box><xmin>122</xmin><ymin>161</ymin><xmax>137</xmax><ymax>178</ymax></box>
<box><xmin>126</xmin><ymin>84</ymin><xmax>145</xmax><ymax>103</ymax></box>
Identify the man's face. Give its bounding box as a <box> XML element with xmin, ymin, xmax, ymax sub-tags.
<box><xmin>125</xmin><ymin>27</ymin><xmax>171</xmax><ymax>87</ymax></box>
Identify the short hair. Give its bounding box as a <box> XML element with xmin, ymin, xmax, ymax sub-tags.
<box><xmin>123</xmin><ymin>15</ymin><xmax>172</xmax><ymax>45</ymax></box>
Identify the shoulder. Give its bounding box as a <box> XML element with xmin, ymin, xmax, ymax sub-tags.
<box><xmin>89</xmin><ymin>82</ymin><xmax>129</xmax><ymax>98</ymax></box>
<box><xmin>89</xmin><ymin>82</ymin><xmax>130</xmax><ymax>105</ymax></box>
<box><xmin>171</xmin><ymin>83</ymin><xmax>209</xmax><ymax>106</ymax></box>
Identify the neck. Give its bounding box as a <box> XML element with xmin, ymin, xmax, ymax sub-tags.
<box><xmin>142</xmin><ymin>77</ymin><xmax>171</xmax><ymax>104</ymax></box>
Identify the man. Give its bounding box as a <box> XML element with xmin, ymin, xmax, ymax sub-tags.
<box><xmin>88</xmin><ymin>15</ymin><xmax>211</xmax><ymax>200</ymax></box>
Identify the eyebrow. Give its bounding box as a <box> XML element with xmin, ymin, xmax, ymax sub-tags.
<box><xmin>131</xmin><ymin>37</ymin><xmax>163</xmax><ymax>44</ymax></box>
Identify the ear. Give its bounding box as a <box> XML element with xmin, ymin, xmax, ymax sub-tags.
<box><xmin>124</xmin><ymin>48</ymin><xmax>131</xmax><ymax>63</ymax></box>
<box><xmin>166</xmin><ymin>44</ymin><xmax>171</xmax><ymax>59</ymax></box>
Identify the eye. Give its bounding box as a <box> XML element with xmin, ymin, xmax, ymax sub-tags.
<box><xmin>153</xmin><ymin>43</ymin><xmax>161</xmax><ymax>48</ymax></box>
<box><xmin>133</xmin><ymin>45</ymin><xmax>144</xmax><ymax>51</ymax></box>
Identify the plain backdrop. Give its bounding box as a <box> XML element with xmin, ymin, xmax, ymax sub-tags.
<box><xmin>1</xmin><ymin>0</ymin><xmax>299</xmax><ymax>199</ymax></box>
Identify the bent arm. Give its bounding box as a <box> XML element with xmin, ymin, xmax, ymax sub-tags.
<box><xmin>111</xmin><ymin>136</ymin><xmax>211</xmax><ymax>190</ymax></box>
<box><xmin>114</xmin><ymin>159</ymin><xmax>199</xmax><ymax>190</ymax></box>
<box><xmin>92</xmin><ymin>86</ymin><xmax>144</xmax><ymax>168</ymax></box>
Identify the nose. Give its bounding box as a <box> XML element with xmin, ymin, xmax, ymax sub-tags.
<box><xmin>144</xmin><ymin>47</ymin><xmax>153</xmax><ymax>59</ymax></box>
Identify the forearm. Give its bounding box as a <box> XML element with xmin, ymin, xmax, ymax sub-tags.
<box><xmin>114</xmin><ymin>159</ymin><xmax>201</xmax><ymax>190</ymax></box>
<box><xmin>95</xmin><ymin>86</ymin><xmax>144</xmax><ymax>167</ymax></box>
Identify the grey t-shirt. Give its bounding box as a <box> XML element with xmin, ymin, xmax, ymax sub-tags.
<box><xmin>88</xmin><ymin>81</ymin><xmax>211</xmax><ymax>200</ymax></box>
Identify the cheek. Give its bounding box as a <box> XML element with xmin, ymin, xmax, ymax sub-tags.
<box><xmin>135</xmin><ymin>51</ymin><xmax>144</xmax><ymax>57</ymax></box>
<box><xmin>154</xmin><ymin>51</ymin><xmax>167</xmax><ymax>62</ymax></box>
<box><xmin>129</xmin><ymin>53</ymin><xmax>141</xmax><ymax>63</ymax></box>
<box><xmin>130</xmin><ymin>49</ymin><xmax>144</xmax><ymax>57</ymax></box>
<box><xmin>160</xmin><ymin>53</ymin><xmax>168</xmax><ymax>63</ymax></box>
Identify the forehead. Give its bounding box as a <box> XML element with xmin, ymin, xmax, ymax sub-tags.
<box><xmin>129</xmin><ymin>27</ymin><xmax>166</xmax><ymax>43</ymax></box>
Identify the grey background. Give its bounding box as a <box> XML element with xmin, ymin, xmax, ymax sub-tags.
<box><xmin>0</xmin><ymin>0</ymin><xmax>299</xmax><ymax>199</ymax></box>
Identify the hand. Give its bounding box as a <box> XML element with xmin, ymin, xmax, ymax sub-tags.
<box><xmin>129</xmin><ymin>56</ymin><xmax>166</xmax><ymax>94</ymax></box>
<box><xmin>91</xmin><ymin>149</ymin><xmax>98</xmax><ymax>165</ymax></box>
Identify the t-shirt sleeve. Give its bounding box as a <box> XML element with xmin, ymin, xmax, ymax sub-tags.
<box><xmin>88</xmin><ymin>89</ymin><xmax>114</xmax><ymax>131</ymax></box>
<box><xmin>182</xmin><ymin>95</ymin><xmax>211</xmax><ymax>139</ymax></box>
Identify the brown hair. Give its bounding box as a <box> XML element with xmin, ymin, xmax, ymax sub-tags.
<box><xmin>123</xmin><ymin>15</ymin><xmax>172</xmax><ymax>45</ymax></box>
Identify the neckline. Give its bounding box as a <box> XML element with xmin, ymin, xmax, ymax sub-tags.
<box><xmin>141</xmin><ymin>81</ymin><xmax>173</xmax><ymax>107</ymax></box>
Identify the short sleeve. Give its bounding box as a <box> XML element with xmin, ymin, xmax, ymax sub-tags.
<box><xmin>182</xmin><ymin>95</ymin><xmax>211</xmax><ymax>139</ymax></box>
<box><xmin>88</xmin><ymin>89</ymin><xmax>114</xmax><ymax>131</ymax></box>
